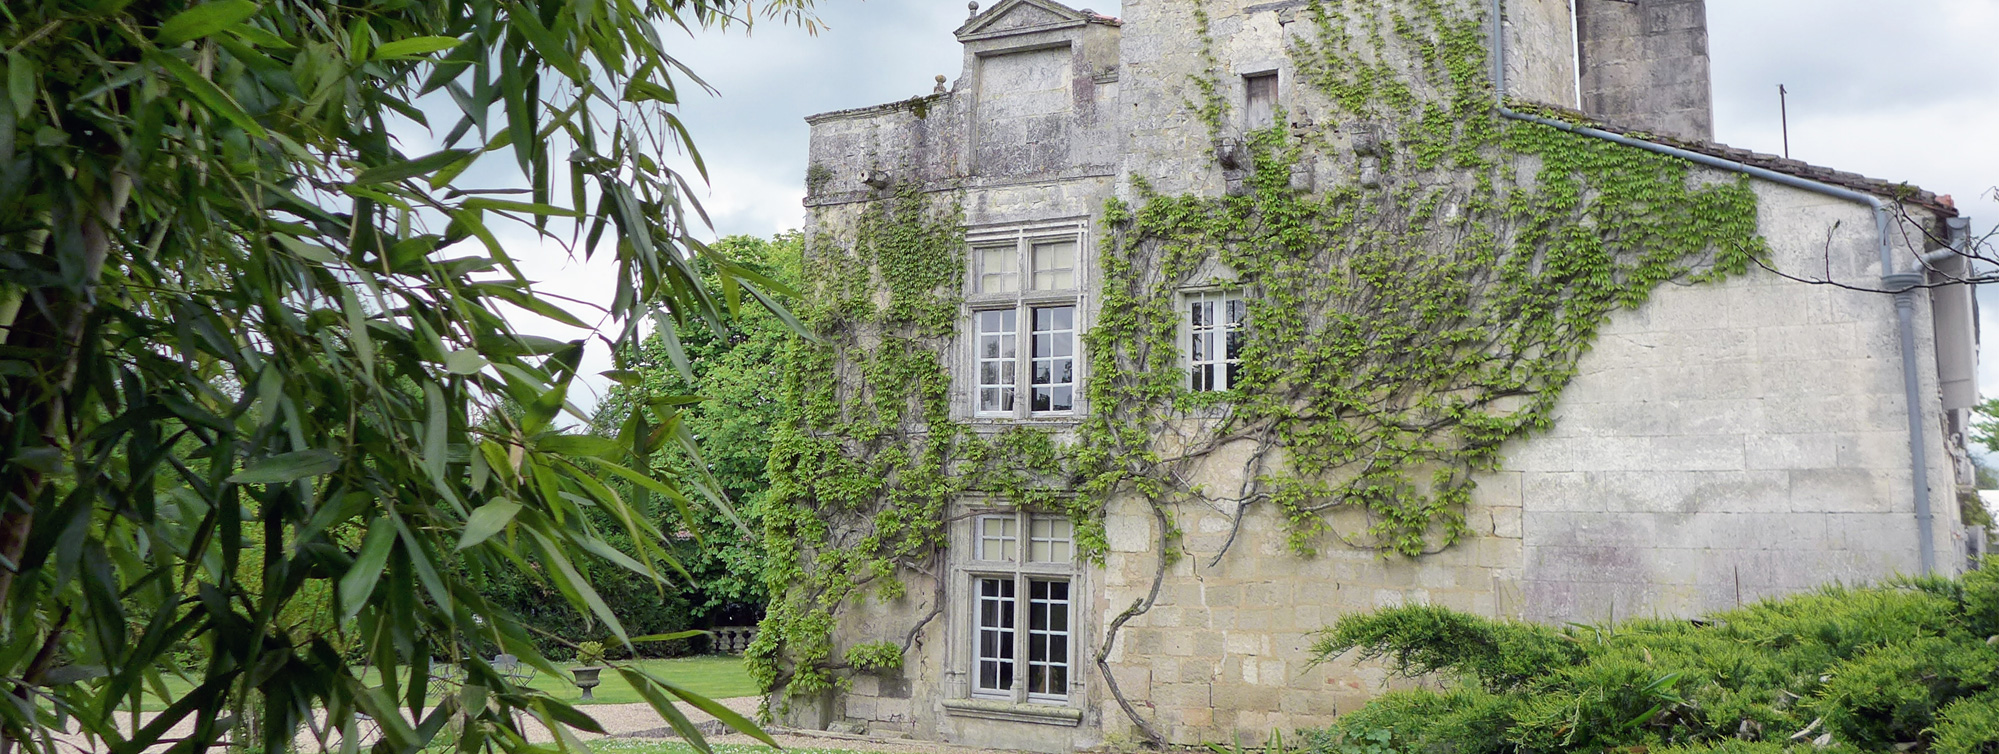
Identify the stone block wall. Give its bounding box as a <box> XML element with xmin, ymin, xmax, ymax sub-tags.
<box><xmin>1576</xmin><ymin>0</ymin><xmax>1714</xmax><ymax>140</ymax></box>
<box><xmin>1503</xmin><ymin>0</ymin><xmax>1579</xmax><ymax>108</ymax></box>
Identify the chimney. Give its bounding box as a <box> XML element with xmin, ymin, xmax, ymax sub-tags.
<box><xmin>1575</xmin><ymin>0</ymin><xmax>1714</xmax><ymax>141</ymax></box>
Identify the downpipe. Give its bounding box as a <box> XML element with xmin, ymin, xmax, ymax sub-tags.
<box><xmin>1487</xmin><ymin>0</ymin><xmax>1938</xmax><ymax>574</ymax></box>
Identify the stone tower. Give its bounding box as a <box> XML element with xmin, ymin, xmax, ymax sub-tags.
<box><xmin>1575</xmin><ymin>0</ymin><xmax>1715</xmax><ymax>140</ymax></box>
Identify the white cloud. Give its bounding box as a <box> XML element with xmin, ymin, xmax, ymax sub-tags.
<box><xmin>483</xmin><ymin>0</ymin><xmax>1997</xmax><ymax>414</ymax></box>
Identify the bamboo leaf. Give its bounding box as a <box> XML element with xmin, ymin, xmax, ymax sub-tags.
<box><xmin>151</xmin><ymin>54</ymin><xmax>268</xmax><ymax>138</ymax></box>
<box><xmin>444</xmin><ymin>348</ymin><xmax>488</xmax><ymax>375</ymax></box>
<box><xmin>337</xmin><ymin>523</ymin><xmax>397</xmax><ymax>620</ymax></box>
<box><xmin>373</xmin><ymin>35</ymin><xmax>462</xmax><ymax>60</ymax></box>
<box><xmin>536</xmin><ymin>434</ymin><xmax>623</xmax><ymax>459</ymax></box>
<box><xmin>7</xmin><ymin>53</ymin><xmax>36</xmax><ymax>118</ymax></box>
<box><xmin>455</xmin><ymin>499</ymin><xmax>522</xmax><ymax>550</ymax></box>
<box><xmin>353</xmin><ymin>148</ymin><xmax>475</xmax><ymax>185</ymax></box>
<box><xmin>157</xmin><ymin>0</ymin><xmax>260</xmax><ymax>46</ymax></box>
<box><xmin>227</xmin><ymin>450</ymin><xmax>339</xmax><ymax>484</ymax></box>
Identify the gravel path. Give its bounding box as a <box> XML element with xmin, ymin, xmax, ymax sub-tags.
<box><xmin>54</xmin><ymin>696</ymin><xmax>998</xmax><ymax>754</ymax></box>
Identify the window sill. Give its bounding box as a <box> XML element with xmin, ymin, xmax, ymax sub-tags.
<box><xmin>966</xmin><ymin>417</ymin><xmax>1082</xmax><ymax>429</ymax></box>
<box><xmin>941</xmin><ymin>698</ymin><xmax>1082</xmax><ymax>727</ymax></box>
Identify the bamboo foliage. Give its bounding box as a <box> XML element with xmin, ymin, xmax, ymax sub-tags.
<box><xmin>0</xmin><ymin>0</ymin><xmax>808</xmax><ymax>751</ymax></box>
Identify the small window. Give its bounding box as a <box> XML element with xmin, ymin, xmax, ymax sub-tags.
<box><xmin>977</xmin><ymin>514</ymin><xmax>1019</xmax><ymax>561</ymax></box>
<box><xmin>1245</xmin><ymin>72</ymin><xmax>1278</xmax><ymax>131</ymax></box>
<box><xmin>1030</xmin><ymin>241</ymin><xmax>1076</xmax><ymax>290</ymax></box>
<box><xmin>1187</xmin><ymin>291</ymin><xmax>1245</xmax><ymax>392</ymax></box>
<box><xmin>1028</xmin><ymin>515</ymin><xmax>1074</xmax><ymax>563</ymax></box>
<box><xmin>978</xmin><ymin>245</ymin><xmax>1020</xmax><ymax>293</ymax></box>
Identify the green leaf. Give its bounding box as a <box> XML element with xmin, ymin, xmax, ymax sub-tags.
<box><xmin>227</xmin><ymin>450</ymin><xmax>340</xmax><ymax>484</ymax></box>
<box><xmin>444</xmin><ymin>348</ymin><xmax>488</xmax><ymax>375</ymax></box>
<box><xmin>423</xmin><ymin>381</ymin><xmax>447</xmax><ymax>482</ymax></box>
<box><xmin>228</xmin><ymin>23</ymin><xmax>294</xmax><ymax>49</ymax></box>
<box><xmin>657</xmin><ymin>673</ymin><xmax>778</xmax><ymax>747</ymax></box>
<box><xmin>151</xmin><ymin>53</ymin><xmax>268</xmax><ymax>138</ymax></box>
<box><xmin>157</xmin><ymin>0</ymin><xmax>260</xmax><ymax>46</ymax></box>
<box><xmin>616</xmin><ymin>667</ymin><xmax>716</xmax><ymax>754</ymax></box>
<box><xmin>630</xmin><ymin>630</ymin><xmax>707</xmax><ymax>643</ymax></box>
<box><xmin>337</xmin><ymin>523</ymin><xmax>397</xmax><ymax>621</ymax></box>
<box><xmin>372</xmin><ymin>36</ymin><xmax>462</xmax><ymax>60</ymax></box>
<box><xmin>7</xmin><ymin>53</ymin><xmax>36</xmax><ymax>118</ymax></box>
<box><xmin>455</xmin><ymin>500</ymin><xmax>522</xmax><ymax>550</ymax></box>
<box><xmin>535</xmin><ymin>434</ymin><xmax>623</xmax><ymax>459</ymax></box>
<box><xmin>353</xmin><ymin>149</ymin><xmax>474</xmax><ymax>185</ymax></box>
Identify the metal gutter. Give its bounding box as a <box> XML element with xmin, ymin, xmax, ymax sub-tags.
<box><xmin>1487</xmin><ymin>0</ymin><xmax>1938</xmax><ymax>574</ymax></box>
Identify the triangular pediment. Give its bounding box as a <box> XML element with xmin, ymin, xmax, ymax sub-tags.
<box><xmin>956</xmin><ymin>0</ymin><xmax>1089</xmax><ymax>40</ymax></box>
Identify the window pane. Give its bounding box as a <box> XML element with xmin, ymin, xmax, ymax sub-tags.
<box><xmin>976</xmin><ymin>576</ymin><xmax>1017</xmax><ymax>695</ymax></box>
<box><xmin>978</xmin><ymin>310</ymin><xmax>1019</xmax><ymax>414</ymax></box>
<box><xmin>1031</xmin><ymin>241</ymin><xmax>1076</xmax><ymax>290</ymax></box>
<box><xmin>1030</xmin><ymin>306</ymin><xmax>1075</xmax><ymax>414</ymax></box>
<box><xmin>978</xmin><ymin>515</ymin><xmax>1018</xmax><ymax>561</ymax></box>
<box><xmin>1029</xmin><ymin>516</ymin><xmax>1073</xmax><ymax>564</ymax></box>
<box><xmin>1025</xmin><ymin>578</ymin><xmax>1071</xmax><ymax>699</ymax></box>
<box><xmin>1050</xmin><ymin>386</ymin><xmax>1072</xmax><ymax>412</ymax></box>
<box><xmin>978</xmin><ymin>246</ymin><xmax>1019</xmax><ymax>293</ymax></box>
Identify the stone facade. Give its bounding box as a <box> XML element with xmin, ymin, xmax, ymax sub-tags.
<box><xmin>788</xmin><ymin>0</ymin><xmax>1977</xmax><ymax>749</ymax></box>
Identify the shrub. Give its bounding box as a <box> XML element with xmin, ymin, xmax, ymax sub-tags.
<box><xmin>1306</xmin><ymin>559</ymin><xmax>1999</xmax><ymax>754</ymax></box>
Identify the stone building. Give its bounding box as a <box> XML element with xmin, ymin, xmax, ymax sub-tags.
<box><xmin>772</xmin><ymin>0</ymin><xmax>1982</xmax><ymax>749</ymax></box>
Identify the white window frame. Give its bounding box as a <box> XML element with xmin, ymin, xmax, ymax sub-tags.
<box><xmin>965</xmin><ymin>224</ymin><xmax>1086</xmax><ymax>420</ymax></box>
<box><xmin>1182</xmin><ymin>289</ymin><xmax>1246</xmax><ymax>392</ymax></box>
<box><xmin>963</xmin><ymin>510</ymin><xmax>1079</xmax><ymax>706</ymax></box>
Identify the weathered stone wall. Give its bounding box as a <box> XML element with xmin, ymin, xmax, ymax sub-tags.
<box><xmin>1504</xmin><ymin>0</ymin><xmax>1579</xmax><ymax>108</ymax></box>
<box><xmin>1576</xmin><ymin>0</ymin><xmax>1714</xmax><ymax>140</ymax></box>
<box><xmin>1511</xmin><ymin>179</ymin><xmax>1962</xmax><ymax>622</ymax></box>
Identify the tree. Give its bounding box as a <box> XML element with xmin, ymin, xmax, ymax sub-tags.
<box><xmin>0</xmin><ymin>0</ymin><xmax>807</xmax><ymax>751</ymax></box>
<box><xmin>590</xmin><ymin>234</ymin><xmax>801</xmax><ymax>627</ymax></box>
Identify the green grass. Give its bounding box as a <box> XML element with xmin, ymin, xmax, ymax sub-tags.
<box><xmin>525</xmin><ymin>655</ymin><xmax>761</xmax><ymax>705</ymax></box>
<box><xmin>139</xmin><ymin>655</ymin><xmax>757</xmax><ymax>709</ymax></box>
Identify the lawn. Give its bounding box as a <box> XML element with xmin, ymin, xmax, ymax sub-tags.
<box><xmin>524</xmin><ymin>655</ymin><xmax>761</xmax><ymax>704</ymax></box>
<box><xmin>140</xmin><ymin>655</ymin><xmax>758</xmax><ymax>709</ymax></box>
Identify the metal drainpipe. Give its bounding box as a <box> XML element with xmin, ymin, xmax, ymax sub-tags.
<box><xmin>1486</xmin><ymin>0</ymin><xmax>1938</xmax><ymax>574</ymax></box>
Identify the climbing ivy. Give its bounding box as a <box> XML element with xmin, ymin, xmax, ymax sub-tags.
<box><xmin>746</xmin><ymin>186</ymin><xmax>1090</xmax><ymax>708</ymax></box>
<box><xmin>1076</xmin><ymin>0</ymin><xmax>1763</xmax><ymax>559</ymax></box>
<box><xmin>751</xmin><ymin>0</ymin><xmax>1767</xmax><ymax>727</ymax></box>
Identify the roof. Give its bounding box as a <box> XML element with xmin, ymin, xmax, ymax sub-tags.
<box><xmin>955</xmin><ymin>0</ymin><xmax>1120</xmax><ymax>42</ymax></box>
<box><xmin>1513</xmin><ymin>103</ymin><xmax>1958</xmax><ymax>217</ymax></box>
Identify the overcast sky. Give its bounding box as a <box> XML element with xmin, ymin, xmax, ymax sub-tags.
<box><xmin>507</xmin><ymin>0</ymin><xmax>1999</xmax><ymax>412</ymax></box>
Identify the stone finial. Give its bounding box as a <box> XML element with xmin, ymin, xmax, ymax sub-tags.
<box><xmin>934</xmin><ymin>75</ymin><xmax>947</xmax><ymax>94</ymax></box>
<box><xmin>968</xmin><ymin>1</ymin><xmax>979</xmax><ymax>17</ymax></box>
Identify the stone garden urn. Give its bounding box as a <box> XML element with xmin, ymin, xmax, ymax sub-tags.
<box><xmin>572</xmin><ymin>666</ymin><xmax>602</xmax><ymax>700</ymax></box>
